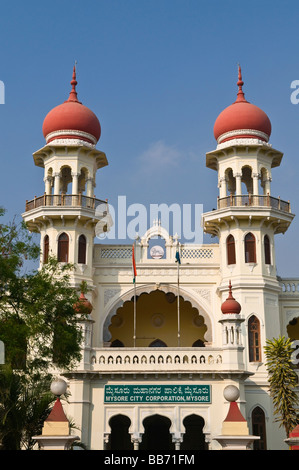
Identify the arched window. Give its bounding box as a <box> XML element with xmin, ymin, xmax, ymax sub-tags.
<box><xmin>110</xmin><ymin>339</ymin><xmax>124</xmax><ymax>347</ymax></box>
<box><xmin>226</xmin><ymin>234</ymin><xmax>236</xmax><ymax>265</ymax></box>
<box><xmin>58</xmin><ymin>232</ymin><xmax>69</xmax><ymax>262</ymax></box>
<box><xmin>248</xmin><ymin>315</ymin><xmax>261</xmax><ymax>362</ymax></box>
<box><xmin>149</xmin><ymin>339</ymin><xmax>167</xmax><ymax>347</ymax></box>
<box><xmin>252</xmin><ymin>407</ymin><xmax>267</xmax><ymax>450</ymax></box>
<box><xmin>78</xmin><ymin>234</ymin><xmax>87</xmax><ymax>264</ymax></box>
<box><xmin>245</xmin><ymin>232</ymin><xmax>256</xmax><ymax>263</ymax></box>
<box><xmin>264</xmin><ymin>234</ymin><xmax>271</xmax><ymax>265</ymax></box>
<box><xmin>43</xmin><ymin>235</ymin><xmax>49</xmax><ymax>264</ymax></box>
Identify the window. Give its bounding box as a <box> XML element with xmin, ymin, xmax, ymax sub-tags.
<box><xmin>245</xmin><ymin>232</ymin><xmax>256</xmax><ymax>263</ymax></box>
<box><xmin>252</xmin><ymin>407</ymin><xmax>267</xmax><ymax>450</ymax></box>
<box><xmin>78</xmin><ymin>234</ymin><xmax>87</xmax><ymax>264</ymax></box>
<box><xmin>58</xmin><ymin>232</ymin><xmax>69</xmax><ymax>262</ymax></box>
<box><xmin>43</xmin><ymin>235</ymin><xmax>49</xmax><ymax>263</ymax></box>
<box><xmin>226</xmin><ymin>234</ymin><xmax>236</xmax><ymax>265</ymax></box>
<box><xmin>264</xmin><ymin>235</ymin><xmax>271</xmax><ymax>265</ymax></box>
<box><xmin>248</xmin><ymin>315</ymin><xmax>261</xmax><ymax>362</ymax></box>
<box><xmin>149</xmin><ymin>339</ymin><xmax>167</xmax><ymax>347</ymax></box>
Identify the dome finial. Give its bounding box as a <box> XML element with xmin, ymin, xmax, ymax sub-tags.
<box><xmin>67</xmin><ymin>61</ymin><xmax>79</xmax><ymax>102</ymax></box>
<box><xmin>236</xmin><ymin>64</ymin><xmax>246</xmax><ymax>102</ymax></box>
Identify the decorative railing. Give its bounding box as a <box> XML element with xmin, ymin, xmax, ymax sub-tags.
<box><xmin>217</xmin><ymin>194</ymin><xmax>291</xmax><ymax>213</ymax></box>
<box><xmin>25</xmin><ymin>194</ymin><xmax>107</xmax><ymax>212</ymax></box>
<box><xmin>279</xmin><ymin>278</ymin><xmax>299</xmax><ymax>295</ymax></box>
<box><xmin>89</xmin><ymin>348</ymin><xmax>226</xmax><ymax>373</ymax></box>
<box><xmin>95</xmin><ymin>245</ymin><xmax>219</xmax><ymax>264</ymax></box>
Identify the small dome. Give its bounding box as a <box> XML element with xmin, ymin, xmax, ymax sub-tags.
<box><xmin>74</xmin><ymin>291</ymin><xmax>93</xmax><ymax>314</ymax></box>
<box><xmin>221</xmin><ymin>281</ymin><xmax>241</xmax><ymax>315</ymax></box>
<box><xmin>42</xmin><ymin>66</ymin><xmax>101</xmax><ymax>146</ymax></box>
<box><xmin>213</xmin><ymin>67</ymin><xmax>271</xmax><ymax>145</ymax></box>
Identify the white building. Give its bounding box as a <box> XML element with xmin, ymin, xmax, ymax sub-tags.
<box><xmin>23</xmin><ymin>66</ymin><xmax>299</xmax><ymax>450</ymax></box>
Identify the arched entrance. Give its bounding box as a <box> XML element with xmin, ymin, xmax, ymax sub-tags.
<box><xmin>139</xmin><ymin>415</ymin><xmax>174</xmax><ymax>450</ymax></box>
<box><xmin>181</xmin><ymin>414</ymin><xmax>207</xmax><ymax>450</ymax></box>
<box><xmin>107</xmin><ymin>289</ymin><xmax>209</xmax><ymax>347</ymax></box>
<box><xmin>107</xmin><ymin>414</ymin><xmax>133</xmax><ymax>450</ymax></box>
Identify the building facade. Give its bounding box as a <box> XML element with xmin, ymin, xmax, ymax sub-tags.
<box><xmin>23</xmin><ymin>66</ymin><xmax>299</xmax><ymax>450</ymax></box>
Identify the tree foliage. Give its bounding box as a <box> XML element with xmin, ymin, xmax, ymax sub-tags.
<box><xmin>264</xmin><ymin>336</ymin><xmax>299</xmax><ymax>437</ymax></box>
<box><xmin>0</xmin><ymin>208</ymin><xmax>86</xmax><ymax>449</ymax></box>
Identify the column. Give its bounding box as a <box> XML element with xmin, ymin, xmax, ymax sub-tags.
<box><xmin>53</xmin><ymin>172</ymin><xmax>61</xmax><ymax>205</ymax></box>
<box><xmin>252</xmin><ymin>173</ymin><xmax>259</xmax><ymax>205</ymax></box>
<box><xmin>131</xmin><ymin>434</ymin><xmax>142</xmax><ymax>450</ymax></box>
<box><xmin>172</xmin><ymin>436</ymin><xmax>183</xmax><ymax>450</ymax></box>
<box><xmin>235</xmin><ymin>173</ymin><xmax>242</xmax><ymax>196</ymax></box>
<box><xmin>44</xmin><ymin>176</ymin><xmax>52</xmax><ymax>196</ymax></box>
<box><xmin>219</xmin><ymin>176</ymin><xmax>227</xmax><ymax>199</ymax></box>
<box><xmin>53</xmin><ymin>172</ymin><xmax>60</xmax><ymax>195</ymax></box>
<box><xmin>72</xmin><ymin>172</ymin><xmax>79</xmax><ymax>195</ymax></box>
<box><xmin>264</xmin><ymin>177</ymin><xmax>271</xmax><ymax>195</ymax></box>
<box><xmin>86</xmin><ymin>177</ymin><xmax>93</xmax><ymax>198</ymax></box>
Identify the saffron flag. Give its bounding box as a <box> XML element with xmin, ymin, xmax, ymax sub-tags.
<box><xmin>175</xmin><ymin>248</ymin><xmax>181</xmax><ymax>264</ymax></box>
<box><xmin>132</xmin><ymin>244</ymin><xmax>137</xmax><ymax>283</ymax></box>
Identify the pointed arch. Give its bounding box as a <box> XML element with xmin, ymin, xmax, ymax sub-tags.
<box><xmin>245</xmin><ymin>232</ymin><xmax>256</xmax><ymax>263</ymax></box>
<box><xmin>251</xmin><ymin>406</ymin><xmax>267</xmax><ymax>450</ymax></box>
<box><xmin>226</xmin><ymin>234</ymin><xmax>236</xmax><ymax>265</ymax></box>
<box><xmin>58</xmin><ymin>232</ymin><xmax>69</xmax><ymax>262</ymax></box>
<box><xmin>43</xmin><ymin>234</ymin><xmax>49</xmax><ymax>264</ymax></box>
<box><xmin>248</xmin><ymin>315</ymin><xmax>261</xmax><ymax>362</ymax></box>
<box><xmin>264</xmin><ymin>234</ymin><xmax>271</xmax><ymax>265</ymax></box>
<box><xmin>78</xmin><ymin>234</ymin><xmax>87</xmax><ymax>264</ymax></box>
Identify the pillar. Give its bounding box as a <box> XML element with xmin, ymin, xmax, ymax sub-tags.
<box><xmin>53</xmin><ymin>172</ymin><xmax>60</xmax><ymax>195</ymax></box>
<box><xmin>235</xmin><ymin>173</ymin><xmax>242</xmax><ymax>195</ymax></box>
<box><xmin>86</xmin><ymin>177</ymin><xmax>93</xmax><ymax>197</ymax></box>
<box><xmin>253</xmin><ymin>173</ymin><xmax>259</xmax><ymax>195</ymax></box>
<box><xmin>72</xmin><ymin>172</ymin><xmax>79</xmax><ymax>195</ymax></box>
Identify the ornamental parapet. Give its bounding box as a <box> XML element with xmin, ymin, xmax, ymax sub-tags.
<box><xmin>88</xmin><ymin>347</ymin><xmax>245</xmax><ymax>375</ymax></box>
<box><xmin>25</xmin><ymin>193</ymin><xmax>107</xmax><ymax>213</ymax></box>
<box><xmin>217</xmin><ymin>194</ymin><xmax>291</xmax><ymax>213</ymax></box>
<box><xmin>279</xmin><ymin>278</ymin><xmax>299</xmax><ymax>295</ymax></box>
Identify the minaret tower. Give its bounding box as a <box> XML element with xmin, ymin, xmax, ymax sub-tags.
<box><xmin>22</xmin><ymin>66</ymin><xmax>108</xmax><ymax>288</ymax></box>
<box><xmin>202</xmin><ymin>66</ymin><xmax>295</xmax><ymax>342</ymax></box>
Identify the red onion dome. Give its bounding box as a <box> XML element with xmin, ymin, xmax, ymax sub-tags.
<box><xmin>42</xmin><ymin>66</ymin><xmax>101</xmax><ymax>146</ymax></box>
<box><xmin>74</xmin><ymin>291</ymin><xmax>93</xmax><ymax>314</ymax></box>
<box><xmin>221</xmin><ymin>281</ymin><xmax>241</xmax><ymax>315</ymax></box>
<box><xmin>214</xmin><ymin>66</ymin><xmax>271</xmax><ymax>145</ymax></box>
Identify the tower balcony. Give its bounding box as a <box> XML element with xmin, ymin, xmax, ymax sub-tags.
<box><xmin>23</xmin><ymin>193</ymin><xmax>108</xmax><ymax>232</ymax></box>
<box><xmin>203</xmin><ymin>193</ymin><xmax>294</xmax><ymax>237</ymax></box>
<box><xmin>217</xmin><ymin>194</ymin><xmax>291</xmax><ymax>213</ymax></box>
<box><xmin>25</xmin><ymin>193</ymin><xmax>107</xmax><ymax>213</ymax></box>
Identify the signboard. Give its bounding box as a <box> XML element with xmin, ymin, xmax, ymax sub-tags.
<box><xmin>104</xmin><ymin>384</ymin><xmax>211</xmax><ymax>403</ymax></box>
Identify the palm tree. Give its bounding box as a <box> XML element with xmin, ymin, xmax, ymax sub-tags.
<box><xmin>264</xmin><ymin>336</ymin><xmax>299</xmax><ymax>437</ymax></box>
<box><xmin>0</xmin><ymin>366</ymin><xmax>54</xmax><ymax>450</ymax></box>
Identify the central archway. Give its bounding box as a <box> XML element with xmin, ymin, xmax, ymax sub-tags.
<box><xmin>107</xmin><ymin>289</ymin><xmax>209</xmax><ymax>347</ymax></box>
<box><xmin>181</xmin><ymin>414</ymin><xmax>207</xmax><ymax>450</ymax></box>
<box><xmin>139</xmin><ymin>415</ymin><xmax>174</xmax><ymax>450</ymax></box>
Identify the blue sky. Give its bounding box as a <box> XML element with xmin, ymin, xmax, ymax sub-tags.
<box><xmin>0</xmin><ymin>0</ymin><xmax>299</xmax><ymax>276</ymax></box>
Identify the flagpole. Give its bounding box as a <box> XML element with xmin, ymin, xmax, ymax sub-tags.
<box><xmin>132</xmin><ymin>242</ymin><xmax>137</xmax><ymax>348</ymax></box>
<box><xmin>133</xmin><ymin>278</ymin><xmax>136</xmax><ymax>348</ymax></box>
<box><xmin>177</xmin><ymin>258</ymin><xmax>180</xmax><ymax>347</ymax></box>
<box><xmin>176</xmin><ymin>244</ymin><xmax>181</xmax><ymax>347</ymax></box>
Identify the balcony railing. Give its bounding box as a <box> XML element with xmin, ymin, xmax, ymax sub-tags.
<box><xmin>89</xmin><ymin>347</ymin><xmax>227</xmax><ymax>373</ymax></box>
<box><xmin>217</xmin><ymin>194</ymin><xmax>291</xmax><ymax>213</ymax></box>
<box><xmin>25</xmin><ymin>194</ymin><xmax>107</xmax><ymax>212</ymax></box>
